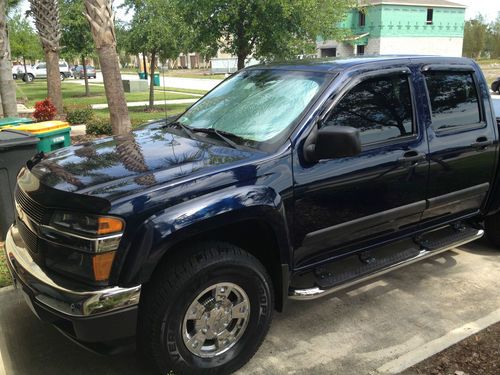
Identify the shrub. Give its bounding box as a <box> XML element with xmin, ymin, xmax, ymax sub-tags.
<box><xmin>86</xmin><ymin>117</ymin><xmax>112</xmax><ymax>135</ymax></box>
<box><xmin>65</xmin><ymin>106</ymin><xmax>94</xmax><ymax>125</ymax></box>
<box><xmin>33</xmin><ymin>98</ymin><xmax>57</xmax><ymax>122</ymax></box>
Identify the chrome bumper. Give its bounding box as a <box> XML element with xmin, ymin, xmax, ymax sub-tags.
<box><xmin>5</xmin><ymin>225</ymin><xmax>141</xmax><ymax>317</ymax></box>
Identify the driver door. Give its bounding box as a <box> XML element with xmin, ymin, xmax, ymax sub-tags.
<box><xmin>292</xmin><ymin>68</ymin><xmax>429</xmax><ymax>267</ymax></box>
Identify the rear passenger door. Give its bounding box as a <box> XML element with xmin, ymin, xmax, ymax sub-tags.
<box><xmin>420</xmin><ymin>66</ymin><xmax>498</xmax><ymax>224</ymax></box>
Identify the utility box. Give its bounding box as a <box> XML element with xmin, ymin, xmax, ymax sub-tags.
<box><xmin>0</xmin><ymin>129</ymin><xmax>39</xmax><ymax>240</ymax></box>
<box><xmin>123</xmin><ymin>79</ymin><xmax>148</xmax><ymax>92</ymax></box>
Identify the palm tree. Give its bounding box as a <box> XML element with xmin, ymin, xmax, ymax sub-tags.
<box><xmin>0</xmin><ymin>0</ymin><xmax>19</xmax><ymax>117</ymax></box>
<box><xmin>28</xmin><ymin>0</ymin><xmax>64</xmax><ymax>113</ymax></box>
<box><xmin>84</xmin><ymin>0</ymin><xmax>131</xmax><ymax>135</ymax></box>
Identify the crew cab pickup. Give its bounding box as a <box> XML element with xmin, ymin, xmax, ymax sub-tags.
<box><xmin>5</xmin><ymin>56</ymin><xmax>500</xmax><ymax>374</ymax></box>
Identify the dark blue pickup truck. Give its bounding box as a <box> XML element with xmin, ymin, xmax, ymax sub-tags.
<box><xmin>5</xmin><ymin>56</ymin><xmax>500</xmax><ymax>374</ymax></box>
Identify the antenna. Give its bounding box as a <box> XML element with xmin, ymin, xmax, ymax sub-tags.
<box><xmin>163</xmin><ymin>61</ymin><xmax>167</xmax><ymax>123</ymax></box>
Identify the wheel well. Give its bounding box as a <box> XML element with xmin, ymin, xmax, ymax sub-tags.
<box><xmin>153</xmin><ymin>219</ymin><xmax>286</xmax><ymax>311</ymax></box>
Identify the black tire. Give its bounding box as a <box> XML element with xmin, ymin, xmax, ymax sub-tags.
<box><xmin>485</xmin><ymin>213</ymin><xmax>500</xmax><ymax>247</ymax></box>
<box><xmin>23</xmin><ymin>73</ymin><xmax>34</xmax><ymax>83</ymax></box>
<box><xmin>13</xmin><ymin>74</ymin><xmax>17</xmax><ymax>80</ymax></box>
<box><xmin>138</xmin><ymin>241</ymin><xmax>274</xmax><ymax>375</ymax></box>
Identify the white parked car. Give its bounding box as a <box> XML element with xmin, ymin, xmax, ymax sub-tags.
<box><xmin>20</xmin><ymin>61</ymin><xmax>73</xmax><ymax>82</ymax></box>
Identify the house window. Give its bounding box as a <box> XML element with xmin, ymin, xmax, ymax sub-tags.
<box><xmin>426</xmin><ymin>8</ymin><xmax>433</xmax><ymax>24</ymax></box>
<box><xmin>356</xmin><ymin>45</ymin><xmax>365</xmax><ymax>55</ymax></box>
<box><xmin>359</xmin><ymin>11</ymin><xmax>366</xmax><ymax>27</ymax></box>
<box><xmin>321</xmin><ymin>48</ymin><xmax>337</xmax><ymax>57</ymax></box>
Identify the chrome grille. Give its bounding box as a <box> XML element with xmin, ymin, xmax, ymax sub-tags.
<box><xmin>17</xmin><ymin>219</ymin><xmax>38</xmax><ymax>255</ymax></box>
<box><xmin>15</xmin><ymin>188</ymin><xmax>47</xmax><ymax>224</ymax></box>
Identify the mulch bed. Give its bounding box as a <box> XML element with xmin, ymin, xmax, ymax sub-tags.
<box><xmin>402</xmin><ymin>322</ymin><xmax>500</xmax><ymax>375</ymax></box>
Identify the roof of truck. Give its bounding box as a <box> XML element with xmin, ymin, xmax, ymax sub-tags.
<box><xmin>248</xmin><ymin>55</ymin><xmax>475</xmax><ymax>73</ymax></box>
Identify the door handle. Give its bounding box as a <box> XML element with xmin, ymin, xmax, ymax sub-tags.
<box><xmin>471</xmin><ymin>137</ymin><xmax>493</xmax><ymax>150</ymax></box>
<box><xmin>398</xmin><ymin>150</ymin><xmax>426</xmax><ymax>164</ymax></box>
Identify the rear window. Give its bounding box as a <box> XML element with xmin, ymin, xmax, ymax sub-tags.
<box><xmin>424</xmin><ymin>71</ymin><xmax>481</xmax><ymax>131</ymax></box>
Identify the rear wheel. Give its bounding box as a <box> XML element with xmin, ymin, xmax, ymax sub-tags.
<box><xmin>60</xmin><ymin>73</ymin><xmax>65</xmax><ymax>81</ymax></box>
<box><xmin>23</xmin><ymin>73</ymin><xmax>34</xmax><ymax>83</ymax></box>
<box><xmin>138</xmin><ymin>242</ymin><xmax>274</xmax><ymax>375</ymax></box>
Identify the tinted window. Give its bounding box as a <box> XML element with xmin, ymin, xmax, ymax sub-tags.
<box><xmin>322</xmin><ymin>74</ymin><xmax>414</xmax><ymax>144</ymax></box>
<box><xmin>424</xmin><ymin>72</ymin><xmax>481</xmax><ymax>131</ymax></box>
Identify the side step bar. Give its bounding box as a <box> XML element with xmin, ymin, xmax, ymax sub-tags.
<box><xmin>289</xmin><ymin>227</ymin><xmax>483</xmax><ymax>301</ymax></box>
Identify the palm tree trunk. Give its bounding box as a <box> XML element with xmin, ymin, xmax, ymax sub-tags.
<box><xmin>82</xmin><ymin>55</ymin><xmax>90</xmax><ymax>96</ymax></box>
<box><xmin>29</xmin><ymin>0</ymin><xmax>63</xmax><ymax>114</ymax></box>
<box><xmin>0</xmin><ymin>0</ymin><xmax>18</xmax><ymax>117</ymax></box>
<box><xmin>149</xmin><ymin>50</ymin><xmax>156</xmax><ymax>109</ymax></box>
<box><xmin>46</xmin><ymin>49</ymin><xmax>63</xmax><ymax>113</ymax></box>
<box><xmin>84</xmin><ymin>0</ymin><xmax>131</xmax><ymax>135</ymax></box>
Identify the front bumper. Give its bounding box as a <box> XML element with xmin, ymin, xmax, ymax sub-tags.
<box><xmin>5</xmin><ymin>225</ymin><xmax>141</xmax><ymax>347</ymax></box>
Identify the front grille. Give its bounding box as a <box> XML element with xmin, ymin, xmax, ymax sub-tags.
<box><xmin>17</xmin><ymin>219</ymin><xmax>39</xmax><ymax>255</ymax></box>
<box><xmin>15</xmin><ymin>188</ymin><xmax>48</xmax><ymax>224</ymax></box>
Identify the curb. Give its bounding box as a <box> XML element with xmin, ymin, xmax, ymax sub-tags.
<box><xmin>375</xmin><ymin>308</ymin><xmax>500</xmax><ymax>374</ymax></box>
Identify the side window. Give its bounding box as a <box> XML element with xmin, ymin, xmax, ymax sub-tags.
<box><xmin>38</xmin><ymin>63</ymin><xmax>46</xmax><ymax>69</ymax></box>
<box><xmin>424</xmin><ymin>71</ymin><xmax>481</xmax><ymax>132</ymax></box>
<box><xmin>322</xmin><ymin>74</ymin><xmax>414</xmax><ymax>145</ymax></box>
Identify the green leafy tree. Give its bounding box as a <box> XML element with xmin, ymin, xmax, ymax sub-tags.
<box><xmin>125</xmin><ymin>0</ymin><xmax>188</xmax><ymax>109</ymax></box>
<box><xmin>486</xmin><ymin>13</ymin><xmax>500</xmax><ymax>59</ymax></box>
<box><xmin>179</xmin><ymin>0</ymin><xmax>355</xmax><ymax>70</ymax></box>
<box><xmin>60</xmin><ymin>0</ymin><xmax>95</xmax><ymax>96</ymax></box>
<box><xmin>8</xmin><ymin>13</ymin><xmax>43</xmax><ymax>75</ymax></box>
<box><xmin>463</xmin><ymin>14</ymin><xmax>488</xmax><ymax>59</ymax></box>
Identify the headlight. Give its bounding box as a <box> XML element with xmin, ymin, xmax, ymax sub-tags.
<box><xmin>40</xmin><ymin>212</ymin><xmax>125</xmax><ymax>282</ymax></box>
<box><xmin>50</xmin><ymin>211</ymin><xmax>124</xmax><ymax>237</ymax></box>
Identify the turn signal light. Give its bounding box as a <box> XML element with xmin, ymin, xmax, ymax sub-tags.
<box><xmin>97</xmin><ymin>217</ymin><xmax>124</xmax><ymax>235</ymax></box>
<box><xmin>92</xmin><ymin>251</ymin><xmax>116</xmax><ymax>281</ymax></box>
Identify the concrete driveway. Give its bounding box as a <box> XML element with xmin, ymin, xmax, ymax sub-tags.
<box><xmin>1</xmin><ymin>238</ymin><xmax>499</xmax><ymax>375</ymax></box>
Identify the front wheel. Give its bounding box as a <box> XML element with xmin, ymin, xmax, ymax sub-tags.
<box><xmin>60</xmin><ymin>73</ymin><xmax>65</xmax><ymax>81</ymax></box>
<box><xmin>138</xmin><ymin>242</ymin><xmax>274</xmax><ymax>374</ymax></box>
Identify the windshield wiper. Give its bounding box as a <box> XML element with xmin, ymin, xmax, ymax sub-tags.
<box><xmin>192</xmin><ymin>128</ymin><xmax>242</xmax><ymax>150</ymax></box>
<box><xmin>164</xmin><ymin>120</ymin><xmax>197</xmax><ymax>140</ymax></box>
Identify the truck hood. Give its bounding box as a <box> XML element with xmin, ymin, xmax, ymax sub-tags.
<box><xmin>29</xmin><ymin>123</ymin><xmax>262</xmax><ymax>201</ymax></box>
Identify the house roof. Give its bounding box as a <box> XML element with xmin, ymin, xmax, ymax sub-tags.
<box><xmin>362</xmin><ymin>0</ymin><xmax>466</xmax><ymax>8</ymax></box>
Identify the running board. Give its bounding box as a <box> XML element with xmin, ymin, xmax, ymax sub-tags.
<box><xmin>289</xmin><ymin>227</ymin><xmax>483</xmax><ymax>300</ymax></box>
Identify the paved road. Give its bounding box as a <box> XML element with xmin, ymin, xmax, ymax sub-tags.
<box><xmin>1</xmin><ymin>238</ymin><xmax>499</xmax><ymax>375</ymax></box>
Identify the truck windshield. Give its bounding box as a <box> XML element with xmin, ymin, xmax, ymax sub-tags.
<box><xmin>178</xmin><ymin>69</ymin><xmax>329</xmax><ymax>147</ymax></box>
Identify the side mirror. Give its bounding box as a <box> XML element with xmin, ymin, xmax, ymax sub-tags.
<box><xmin>304</xmin><ymin>125</ymin><xmax>361</xmax><ymax>162</ymax></box>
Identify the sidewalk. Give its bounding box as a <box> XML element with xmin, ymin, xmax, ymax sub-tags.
<box><xmin>91</xmin><ymin>98</ymin><xmax>198</xmax><ymax>110</ymax></box>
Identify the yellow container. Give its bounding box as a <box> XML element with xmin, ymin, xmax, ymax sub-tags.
<box><xmin>12</xmin><ymin>121</ymin><xmax>70</xmax><ymax>135</ymax></box>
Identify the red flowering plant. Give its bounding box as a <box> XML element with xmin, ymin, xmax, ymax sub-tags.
<box><xmin>33</xmin><ymin>98</ymin><xmax>57</xmax><ymax>122</ymax></box>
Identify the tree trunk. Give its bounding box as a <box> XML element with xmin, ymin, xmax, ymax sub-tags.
<box><xmin>237</xmin><ymin>53</ymin><xmax>246</xmax><ymax>70</ymax></box>
<box><xmin>23</xmin><ymin>56</ymin><xmax>27</xmax><ymax>75</ymax></box>
<box><xmin>82</xmin><ymin>55</ymin><xmax>90</xmax><ymax>96</ymax></box>
<box><xmin>149</xmin><ymin>50</ymin><xmax>156</xmax><ymax>109</ymax></box>
<box><xmin>46</xmin><ymin>49</ymin><xmax>63</xmax><ymax>113</ymax></box>
<box><xmin>98</xmin><ymin>44</ymin><xmax>130</xmax><ymax>134</ymax></box>
<box><xmin>84</xmin><ymin>0</ymin><xmax>131</xmax><ymax>135</ymax></box>
<box><xmin>142</xmin><ymin>53</ymin><xmax>147</xmax><ymax>78</ymax></box>
<box><xmin>0</xmin><ymin>0</ymin><xmax>18</xmax><ymax>117</ymax></box>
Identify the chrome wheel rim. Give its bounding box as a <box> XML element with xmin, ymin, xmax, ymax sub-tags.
<box><xmin>182</xmin><ymin>282</ymin><xmax>250</xmax><ymax>358</ymax></box>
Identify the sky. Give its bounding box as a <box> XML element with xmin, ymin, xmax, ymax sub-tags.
<box><xmin>16</xmin><ymin>0</ymin><xmax>500</xmax><ymax>25</ymax></box>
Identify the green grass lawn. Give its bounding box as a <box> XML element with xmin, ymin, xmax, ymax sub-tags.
<box><xmin>0</xmin><ymin>245</ymin><xmax>11</xmax><ymax>288</ymax></box>
<box><xmin>121</xmin><ymin>68</ymin><xmax>226</xmax><ymax>80</ymax></box>
<box><xmin>16</xmin><ymin>81</ymin><xmax>195</xmax><ymax>108</ymax></box>
<box><xmin>93</xmin><ymin>103</ymin><xmax>190</xmax><ymax>127</ymax></box>
<box><xmin>159</xmin><ymin>86</ymin><xmax>209</xmax><ymax>95</ymax></box>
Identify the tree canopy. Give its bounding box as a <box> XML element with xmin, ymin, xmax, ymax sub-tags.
<box><xmin>8</xmin><ymin>12</ymin><xmax>43</xmax><ymax>62</ymax></box>
<box><xmin>179</xmin><ymin>0</ymin><xmax>355</xmax><ymax>69</ymax></box>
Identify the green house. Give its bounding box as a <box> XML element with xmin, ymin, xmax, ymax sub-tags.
<box><xmin>318</xmin><ymin>0</ymin><xmax>466</xmax><ymax>57</ymax></box>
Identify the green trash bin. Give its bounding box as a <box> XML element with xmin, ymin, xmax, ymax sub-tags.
<box><xmin>153</xmin><ymin>73</ymin><xmax>160</xmax><ymax>86</ymax></box>
<box><xmin>10</xmin><ymin>121</ymin><xmax>72</xmax><ymax>153</ymax></box>
<box><xmin>0</xmin><ymin>117</ymin><xmax>34</xmax><ymax>128</ymax></box>
<box><xmin>138</xmin><ymin>72</ymin><xmax>148</xmax><ymax>80</ymax></box>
